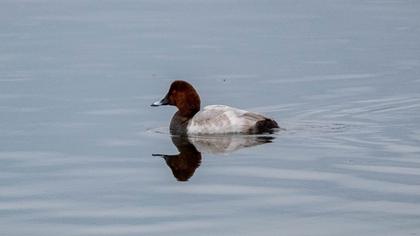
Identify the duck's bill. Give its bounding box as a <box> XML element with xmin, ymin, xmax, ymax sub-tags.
<box><xmin>152</xmin><ymin>153</ymin><xmax>165</xmax><ymax>157</ymax></box>
<box><xmin>152</xmin><ymin>153</ymin><xmax>171</xmax><ymax>161</ymax></box>
<box><xmin>151</xmin><ymin>97</ymin><xmax>169</xmax><ymax>107</ymax></box>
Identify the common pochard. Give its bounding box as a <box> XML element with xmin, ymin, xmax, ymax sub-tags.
<box><xmin>151</xmin><ymin>80</ymin><xmax>279</xmax><ymax>135</ymax></box>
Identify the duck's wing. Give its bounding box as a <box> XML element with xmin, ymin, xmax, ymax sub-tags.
<box><xmin>187</xmin><ymin>105</ymin><xmax>267</xmax><ymax>134</ymax></box>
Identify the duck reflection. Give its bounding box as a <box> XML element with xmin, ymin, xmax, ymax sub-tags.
<box><xmin>153</xmin><ymin>136</ymin><xmax>202</xmax><ymax>181</ymax></box>
<box><xmin>153</xmin><ymin>135</ymin><xmax>275</xmax><ymax>181</ymax></box>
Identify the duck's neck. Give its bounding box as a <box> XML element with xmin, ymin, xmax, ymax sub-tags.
<box><xmin>177</xmin><ymin>104</ymin><xmax>200</xmax><ymax>118</ymax></box>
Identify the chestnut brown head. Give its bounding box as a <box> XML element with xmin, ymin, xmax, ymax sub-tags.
<box><xmin>151</xmin><ymin>80</ymin><xmax>201</xmax><ymax>117</ymax></box>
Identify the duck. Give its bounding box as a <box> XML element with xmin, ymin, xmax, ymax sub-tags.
<box><xmin>151</xmin><ymin>80</ymin><xmax>279</xmax><ymax>135</ymax></box>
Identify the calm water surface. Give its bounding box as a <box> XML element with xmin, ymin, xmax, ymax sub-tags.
<box><xmin>1</xmin><ymin>0</ymin><xmax>420</xmax><ymax>235</ymax></box>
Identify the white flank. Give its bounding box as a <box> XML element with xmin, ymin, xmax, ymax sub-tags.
<box><xmin>186</xmin><ymin>105</ymin><xmax>265</xmax><ymax>134</ymax></box>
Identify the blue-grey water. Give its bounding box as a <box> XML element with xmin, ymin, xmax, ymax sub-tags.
<box><xmin>1</xmin><ymin>0</ymin><xmax>420</xmax><ymax>235</ymax></box>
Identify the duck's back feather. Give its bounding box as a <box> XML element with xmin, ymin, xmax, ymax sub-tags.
<box><xmin>186</xmin><ymin>105</ymin><xmax>277</xmax><ymax>134</ymax></box>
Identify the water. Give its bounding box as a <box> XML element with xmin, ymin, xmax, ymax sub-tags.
<box><xmin>1</xmin><ymin>0</ymin><xmax>420</xmax><ymax>235</ymax></box>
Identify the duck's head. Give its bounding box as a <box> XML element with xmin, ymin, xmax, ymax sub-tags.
<box><xmin>151</xmin><ymin>80</ymin><xmax>201</xmax><ymax>117</ymax></box>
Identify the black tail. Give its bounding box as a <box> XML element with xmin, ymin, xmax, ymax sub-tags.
<box><xmin>254</xmin><ymin>118</ymin><xmax>280</xmax><ymax>134</ymax></box>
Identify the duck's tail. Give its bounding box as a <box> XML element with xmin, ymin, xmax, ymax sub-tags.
<box><xmin>254</xmin><ymin>118</ymin><xmax>280</xmax><ymax>134</ymax></box>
